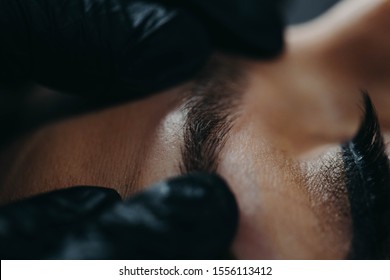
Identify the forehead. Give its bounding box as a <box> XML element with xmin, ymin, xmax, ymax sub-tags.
<box><xmin>217</xmin><ymin>100</ymin><xmax>352</xmax><ymax>259</ymax></box>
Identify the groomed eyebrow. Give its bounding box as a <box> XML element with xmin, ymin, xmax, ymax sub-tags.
<box><xmin>180</xmin><ymin>56</ymin><xmax>244</xmax><ymax>173</ymax></box>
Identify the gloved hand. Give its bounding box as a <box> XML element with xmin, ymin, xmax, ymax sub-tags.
<box><xmin>0</xmin><ymin>0</ymin><xmax>284</xmax><ymax>99</ymax></box>
<box><xmin>0</xmin><ymin>172</ymin><xmax>238</xmax><ymax>259</ymax></box>
<box><xmin>0</xmin><ymin>0</ymin><xmax>284</xmax><ymax>259</ymax></box>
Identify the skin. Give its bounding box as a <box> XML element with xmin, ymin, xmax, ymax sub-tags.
<box><xmin>0</xmin><ymin>0</ymin><xmax>389</xmax><ymax>259</ymax></box>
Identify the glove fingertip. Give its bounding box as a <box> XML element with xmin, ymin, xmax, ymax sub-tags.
<box><xmin>152</xmin><ymin>172</ymin><xmax>239</xmax><ymax>259</ymax></box>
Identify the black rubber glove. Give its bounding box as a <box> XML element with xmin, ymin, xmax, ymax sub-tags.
<box><xmin>167</xmin><ymin>0</ymin><xmax>285</xmax><ymax>56</ymax></box>
<box><xmin>0</xmin><ymin>0</ymin><xmax>284</xmax><ymax>100</ymax></box>
<box><xmin>0</xmin><ymin>172</ymin><xmax>238</xmax><ymax>259</ymax></box>
<box><xmin>0</xmin><ymin>0</ymin><xmax>283</xmax><ymax>259</ymax></box>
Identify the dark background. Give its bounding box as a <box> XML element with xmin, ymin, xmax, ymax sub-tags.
<box><xmin>285</xmin><ymin>0</ymin><xmax>341</xmax><ymax>24</ymax></box>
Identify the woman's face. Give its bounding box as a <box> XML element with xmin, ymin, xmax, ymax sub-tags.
<box><xmin>0</xmin><ymin>0</ymin><xmax>389</xmax><ymax>259</ymax></box>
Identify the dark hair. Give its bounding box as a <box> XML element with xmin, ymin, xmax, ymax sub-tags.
<box><xmin>180</xmin><ymin>55</ymin><xmax>246</xmax><ymax>173</ymax></box>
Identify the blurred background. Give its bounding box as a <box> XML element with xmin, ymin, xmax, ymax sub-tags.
<box><xmin>285</xmin><ymin>0</ymin><xmax>341</xmax><ymax>24</ymax></box>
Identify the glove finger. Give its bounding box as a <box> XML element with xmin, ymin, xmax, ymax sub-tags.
<box><xmin>167</xmin><ymin>0</ymin><xmax>285</xmax><ymax>57</ymax></box>
<box><xmin>0</xmin><ymin>187</ymin><xmax>121</xmax><ymax>259</ymax></box>
<box><xmin>0</xmin><ymin>0</ymin><xmax>211</xmax><ymax>99</ymax></box>
<box><xmin>51</xmin><ymin>172</ymin><xmax>238</xmax><ymax>260</ymax></box>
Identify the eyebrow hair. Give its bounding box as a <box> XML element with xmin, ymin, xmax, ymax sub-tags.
<box><xmin>180</xmin><ymin>56</ymin><xmax>245</xmax><ymax>173</ymax></box>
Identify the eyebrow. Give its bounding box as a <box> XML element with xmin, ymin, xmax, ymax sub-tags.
<box><xmin>180</xmin><ymin>56</ymin><xmax>244</xmax><ymax>173</ymax></box>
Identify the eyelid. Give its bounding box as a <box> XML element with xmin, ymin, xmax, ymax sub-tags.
<box><xmin>300</xmin><ymin>145</ymin><xmax>351</xmax><ymax>226</ymax></box>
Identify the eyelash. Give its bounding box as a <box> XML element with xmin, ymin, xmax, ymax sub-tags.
<box><xmin>341</xmin><ymin>91</ymin><xmax>390</xmax><ymax>259</ymax></box>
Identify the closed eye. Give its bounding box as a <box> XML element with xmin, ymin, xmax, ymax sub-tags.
<box><xmin>342</xmin><ymin>92</ymin><xmax>390</xmax><ymax>259</ymax></box>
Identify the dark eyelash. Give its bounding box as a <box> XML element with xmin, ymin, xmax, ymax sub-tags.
<box><xmin>342</xmin><ymin>91</ymin><xmax>390</xmax><ymax>259</ymax></box>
